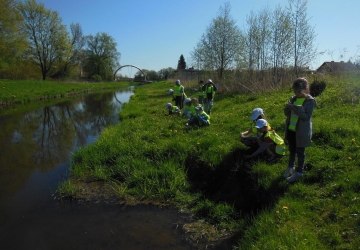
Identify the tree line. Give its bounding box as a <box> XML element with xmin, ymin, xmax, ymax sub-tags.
<box><xmin>0</xmin><ymin>0</ymin><xmax>121</xmax><ymax>81</ymax></box>
<box><xmin>191</xmin><ymin>0</ymin><xmax>316</xmax><ymax>87</ymax></box>
<box><xmin>1</xmin><ymin>0</ymin><xmax>316</xmax><ymax>84</ymax></box>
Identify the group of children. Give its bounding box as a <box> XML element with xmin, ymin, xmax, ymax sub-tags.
<box><xmin>241</xmin><ymin>77</ymin><xmax>316</xmax><ymax>183</ymax></box>
<box><xmin>165</xmin><ymin>79</ymin><xmax>217</xmax><ymax>127</ymax></box>
<box><xmin>165</xmin><ymin>77</ymin><xmax>315</xmax><ymax>183</ymax></box>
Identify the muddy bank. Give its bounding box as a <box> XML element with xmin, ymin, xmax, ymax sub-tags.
<box><xmin>63</xmin><ymin>147</ymin><xmax>289</xmax><ymax>249</ymax></box>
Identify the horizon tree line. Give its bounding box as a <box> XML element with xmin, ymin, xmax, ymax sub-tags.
<box><xmin>191</xmin><ymin>0</ymin><xmax>317</xmax><ymax>84</ymax></box>
<box><xmin>1</xmin><ymin>0</ymin><xmax>358</xmax><ymax>83</ymax></box>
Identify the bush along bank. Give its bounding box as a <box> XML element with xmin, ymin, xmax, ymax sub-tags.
<box><xmin>60</xmin><ymin>76</ymin><xmax>360</xmax><ymax>249</ymax></box>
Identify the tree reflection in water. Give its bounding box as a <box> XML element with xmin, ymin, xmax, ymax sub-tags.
<box><xmin>0</xmin><ymin>90</ymin><xmax>132</xmax><ymax>203</ymax></box>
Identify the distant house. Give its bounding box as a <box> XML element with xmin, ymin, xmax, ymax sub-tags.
<box><xmin>316</xmin><ymin>61</ymin><xmax>357</xmax><ymax>73</ymax></box>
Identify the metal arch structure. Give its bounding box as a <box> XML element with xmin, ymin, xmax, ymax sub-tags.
<box><xmin>113</xmin><ymin>65</ymin><xmax>147</xmax><ymax>81</ymax></box>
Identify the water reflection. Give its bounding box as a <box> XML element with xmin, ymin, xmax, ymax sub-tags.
<box><xmin>0</xmin><ymin>90</ymin><xmax>132</xmax><ymax>206</ymax></box>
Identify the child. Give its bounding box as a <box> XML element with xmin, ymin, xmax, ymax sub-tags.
<box><xmin>240</xmin><ymin>108</ymin><xmax>267</xmax><ymax>147</ymax></box>
<box><xmin>186</xmin><ymin>105</ymin><xmax>210</xmax><ymax>127</ymax></box>
<box><xmin>245</xmin><ymin>119</ymin><xmax>286</xmax><ymax>161</ymax></box>
<box><xmin>182</xmin><ymin>98</ymin><xmax>196</xmax><ymax>120</ymax></box>
<box><xmin>197</xmin><ymin>80</ymin><xmax>205</xmax><ymax>105</ymax></box>
<box><xmin>174</xmin><ymin>79</ymin><xmax>185</xmax><ymax>109</ymax></box>
<box><xmin>165</xmin><ymin>102</ymin><xmax>180</xmax><ymax>115</ymax></box>
<box><xmin>201</xmin><ymin>79</ymin><xmax>217</xmax><ymax>114</ymax></box>
<box><xmin>284</xmin><ymin>77</ymin><xmax>316</xmax><ymax>183</ymax></box>
<box><xmin>196</xmin><ymin>105</ymin><xmax>210</xmax><ymax>126</ymax></box>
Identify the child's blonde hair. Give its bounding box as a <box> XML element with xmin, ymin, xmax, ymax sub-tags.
<box><xmin>292</xmin><ymin>77</ymin><xmax>309</xmax><ymax>93</ymax></box>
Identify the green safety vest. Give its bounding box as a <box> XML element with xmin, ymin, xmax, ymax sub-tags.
<box><xmin>183</xmin><ymin>105</ymin><xmax>196</xmax><ymax>116</ymax></box>
<box><xmin>265</xmin><ymin>130</ymin><xmax>286</xmax><ymax>155</ymax></box>
<box><xmin>288</xmin><ymin>98</ymin><xmax>305</xmax><ymax>131</ymax></box>
<box><xmin>198</xmin><ymin>111</ymin><xmax>210</xmax><ymax>124</ymax></box>
<box><xmin>174</xmin><ymin>85</ymin><xmax>184</xmax><ymax>96</ymax></box>
<box><xmin>206</xmin><ymin>85</ymin><xmax>214</xmax><ymax>94</ymax></box>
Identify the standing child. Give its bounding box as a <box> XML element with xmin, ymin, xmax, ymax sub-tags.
<box><xmin>197</xmin><ymin>80</ymin><xmax>205</xmax><ymax>105</ymax></box>
<box><xmin>174</xmin><ymin>79</ymin><xmax>185</xmax><ymax>109</ymax></box>
<box><xmin>284</xmin><ymin>78</ymin><xmax>316</xmax><ymax>183</ymax></box>
<box><xmin>202</xmin><ymin>79</ymin><xmax>217</xmax><ymax>114</ymax></box>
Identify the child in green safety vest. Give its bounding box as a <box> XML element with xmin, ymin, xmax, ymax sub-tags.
<box><xmin>165</xmin><ymin>103</ymin><xmax>181</xmax><ymax>115</ymax></box>
<box><xmin>283</xmin><ymin>77</ymin><xmax>316</xmax><ymax>183</ymax></box>
<box><xmin>244</xmin><ymin>119</ymin><xmax>286</xmax><ymax>162</ymax></box>
<box><xmin>197</xmin><ymin>80</ymin><xmax>205</xmax><ymax>105</ymax></box>
<box><xmin>186</xmin><ymin>105</ymin><xmax>210</xmax><ymax>127</ymax></box>
<box><xmin>182</xmin><ymin>98</ymin><xmax>196</xmax><ymax>119</ymax></box>
<box><xmin>241</xmin><ymin>107</ymin><xmax>267</xmax><ymax>147</ymax></box>
<box><xmin>174</xmin><ymin>79</ymin><xmax>185</xmax><ymax>109</ymax></box>
<box><xmin>201</xmin><ymin>79</ymin><xmax>217</xmax><ymax>114</ymax></box>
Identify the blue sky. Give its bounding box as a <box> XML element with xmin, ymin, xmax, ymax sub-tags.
<box><xmin>38</xmin><ymin>0</ymin><xmax>360</xmax><ymax>72</ymax></box>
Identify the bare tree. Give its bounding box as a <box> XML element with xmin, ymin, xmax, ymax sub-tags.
<box><xmin>245</xmin><ymin>9</ymin><xmax>271</xmax><ymax>71</ymax></box>
<box><xmin>19</xmin><ymin>0</ymin><xmax>68</xmax><ymax>80</ymax></box>
<box><xmin>191</xmin><ymin>2</ymin><xmax>243</xmax><ymax>79</ymax></box>
<box><xmin>288</xmin><ymin>0</ymin><xmax>316</xmax><ymax>75</ymax></box>
<box><xmin>270</xmin><ymin>6</ymin><xmax>293</xmax><ymax>83</ymax></box>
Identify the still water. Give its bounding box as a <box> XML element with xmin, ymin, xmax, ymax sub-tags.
<box><xmin>0</xmin><ymin>89</ymin><xmax>191</xmax><ymax>249</ymax></box>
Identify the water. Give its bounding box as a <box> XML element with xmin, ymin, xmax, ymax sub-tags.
<box><xmin>0</xmin><ymin>89</ymin><xmax>192</xmax><ymax>249</ymax></box>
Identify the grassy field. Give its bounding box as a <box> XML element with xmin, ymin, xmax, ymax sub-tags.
<box><xmin>0</xmin><ymin>79</ymin><xmax>129</xmax><ymax>107</ymax></box>
<box><xmin>58</xmin><ymin>75</ymin><xmax>360</xmax><ymax>249</ymax></box>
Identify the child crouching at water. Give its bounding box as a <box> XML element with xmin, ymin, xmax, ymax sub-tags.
<box><xmin>241</xmin><ymin>108</ymin><xmax>267</xmax><ymax>148</ymax></box>
<box><xmin>244</xmin><ymin>119</ymin><xmax>286</xmax><ymax>162</ymax></box>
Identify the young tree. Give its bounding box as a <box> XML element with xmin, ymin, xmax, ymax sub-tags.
<box><xmin>19</xmin><ymin>0</ymin><xmax>68</xmax><ymax>80</ymax></box>
<box><xmin>84</xmin><ymin>32</ymin><xmax>120</xmax><ymax>81</ymax></box>
<box><xmin>177</xmin><ymin>54</ymin><xmax>186</xmax><ymax>70</ymax></box>
<box><xmin>192</xmin><ymin>2</ymin><xmax>243</xmax><ymax>79</ymax></box>
<box><xmin>288</xmin><ymin>0</ymin><xmax>316</xmax><ymax>75</ymax></box>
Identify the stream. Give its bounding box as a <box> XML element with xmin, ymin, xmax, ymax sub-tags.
<box><xmin>0</xmin><ymin>89</ymin><xmax>192</xmax><ymax>249</ymax></box>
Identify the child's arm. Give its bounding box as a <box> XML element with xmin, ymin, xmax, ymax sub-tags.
<box><xmin>289</xmin><ymin>99</ymin><xmax>315</xmax><ymax>121</ymax></box>
<box><xmin>245</xmin><ymin>141</ymin><xmax>272</xmax><ymax>158</ymax></box>
<box><xmin>241</xmin><ymin>127</ymin><xmax>253</xmax><ymax>137</ymax></box>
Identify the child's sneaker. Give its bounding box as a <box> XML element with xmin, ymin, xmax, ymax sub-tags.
<box><xmin>283</xmin><ymin>167</ymin><xmax>295</xmax><ymax>178</ymax></box>
<box><xmin>287</xmin><ymin>172</ymin><xmax>303</xmax><ymax>183</ymax></box>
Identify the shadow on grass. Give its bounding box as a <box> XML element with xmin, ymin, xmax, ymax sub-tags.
<box><xmin>184</xmin><ymin>148</ymin><xmax>288</xmax><ymax>247</ymax></box>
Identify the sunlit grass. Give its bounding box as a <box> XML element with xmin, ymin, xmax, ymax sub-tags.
<box><xmin>0</xmin><ymin>79</ymin><xmax>130</xmax><ymax>107</ymax></box>
<box><xmin>64</xmin><ymin>75</ymin><xmax>360</xmax><ymax>249</ymax></box>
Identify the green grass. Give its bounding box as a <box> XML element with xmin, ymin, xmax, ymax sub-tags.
<box><xmin>63</xmin><ymin>75</ymin><xmax>360</xmax><ymax>249</ymax></box>
<box><xmin>0</xmin><ymin>79</ymin><xmax>130</xmax><ymax>106</ymax></box>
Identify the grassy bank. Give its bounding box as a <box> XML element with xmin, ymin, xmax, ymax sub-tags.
<box><xmin>0</xmin><ymin>79</ymin><xmax>130</xmax><ymax>108</ymax></box>
<box><xmin>60</xmin><ymin>75</ymin><xmax>360</xmax><ymax>249</ymax></box>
